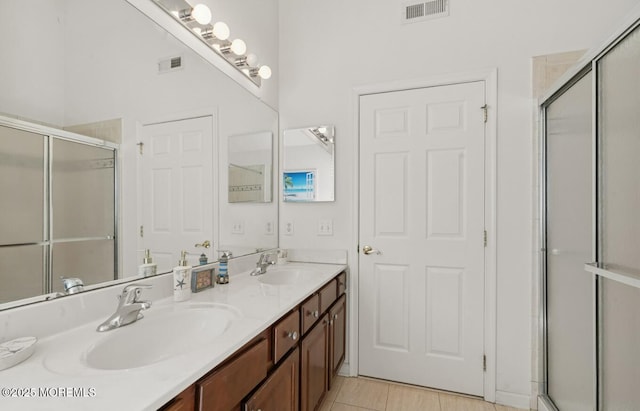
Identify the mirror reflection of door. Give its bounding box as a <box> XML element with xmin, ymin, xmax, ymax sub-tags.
<box><xmin>140</xmin><ymin>116</ymin><xmax>214</xmax><ymax>273</ymax></box>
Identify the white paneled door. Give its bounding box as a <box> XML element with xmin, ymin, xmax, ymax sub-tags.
<box><xmin>359</xmin><ymin>82</ymin><xmax>486</xmax><ymax>396</ymax></box>
<box><xmin>141</xmin><ymin>116</ymin><xmax>214</xmax><ymax>273</ymax></box>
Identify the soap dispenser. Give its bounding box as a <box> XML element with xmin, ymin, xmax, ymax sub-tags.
<box><xmin>173</xmin><ymin>251</ymin><xmax>192</xmax><ymax>302</ymax></box>
<box><xmin>138</xmin><ymin>249</ymin><xmax>157</xmax><ymax>277</ymax></box>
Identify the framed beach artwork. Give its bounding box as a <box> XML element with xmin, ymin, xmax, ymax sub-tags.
<box><xmin>283</xmin><ymin>170</ymin><xmax>316</xmax><ymax>201</ymax></box>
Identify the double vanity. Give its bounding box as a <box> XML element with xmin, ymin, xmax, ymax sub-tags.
<box><xmin>0</xmin><ymin>261</ymin><xmax>347</xmax><ymax>411</ymax></box>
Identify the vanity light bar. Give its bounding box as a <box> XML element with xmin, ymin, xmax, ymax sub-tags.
<box><xmin>160</xmin><ymin>0</ymin><xmax>272</xmax><ymax>87</ymax></box>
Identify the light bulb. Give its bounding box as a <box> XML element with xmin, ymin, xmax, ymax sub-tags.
<box><xmin>192</xmin><ymin>4</ymin><xmax>212</xmax><ymax>25</ymax></box>
<box><xmin>318</xmin><ymin>127</ymin><xmax>327</xmax><ymax>134</ymax></box>
<box><xmin>212</xmin><ymin>22</ymin><xmax>230</xmax><ymax>40</ymax></box>
<box><xmin>258</xmin><ymin>65</ymin><xmax>272</xmax><ymax>80</ymax></box>
<box><xmin>246</xmin><ymin>53</ymin><xmax>258</xmax><ymax>67</ymax></box>
<box><xmin>192</xmin><ymin>27</ymin><xmax>202</xmax><ymax>35</ymax></box>
<box><xmin>230</xmin><ymin>39</ymin><xmax>246</xmax><ymax>56</ymax></box>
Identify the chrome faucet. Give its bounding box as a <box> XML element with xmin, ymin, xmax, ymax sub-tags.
<box><xmin>96</xmin><ymin>284</ymin><xmax>152</xmax><ymax>332</ymax></box>
<box><xmin>250</xmin><ymin>252</ymin><xmax>276</xmax><ymax>276</ymax></box>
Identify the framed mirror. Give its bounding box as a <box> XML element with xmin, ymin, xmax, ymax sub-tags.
<box><xmin>282</xmin><ymin>126</ymin><xmax>335</xmax><ymax>202</ymax></box>
<box><xmin>0</xmin><ymin>0</ymin><xmax>278</xmax><ymax>309</ymax></box>
<box><xmin>228</xmin><ymin>132</ymin><xmax>273</xmax><ymax>203</ymax></box>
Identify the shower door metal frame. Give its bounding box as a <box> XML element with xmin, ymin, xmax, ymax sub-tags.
<box><xmin>0</xmin><ymin>115</ymin><xmax>119</xmax><ymax>298</ymax></box>
<box><xmin>538</xmin><ymin>13</ymin><xmax>640</xmax><ymax>411</ymax></box>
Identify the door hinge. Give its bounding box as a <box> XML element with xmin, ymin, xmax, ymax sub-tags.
<box><xmin>139</xmin><ymin>225</ymin><xmax>144</xmax><ymax>238</ymax></box>
<box><xmin>137</xmin><ymin>142</ymin><xmax>144</xmax><ymax>155</ymax></box>
<box><xmin>483</xmin><ymin>354</ymin><xmax>487</xmax><ymax>372</ymax></box>
<box><xmin>484</xmin><ymin>230</ymin><xmax>487</xmax><ymax>247</ymax></box>
<box><xmin>481</xmin><ymin>105</ymin><xmax>488</xmax><ymax>123</ymax></box>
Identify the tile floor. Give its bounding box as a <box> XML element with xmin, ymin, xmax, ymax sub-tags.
<box><xmin>319</xmin><ymin>377</ymin><xmax>528</xmax><ymax>411</ymax></box>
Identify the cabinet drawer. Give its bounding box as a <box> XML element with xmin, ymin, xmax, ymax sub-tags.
<box><xmin>301</xmin><ymin>293</ymin><xmax>320</xmax><ymax>335</ymax></box>
<box><xmin>337</xmin><ymin>272</ymin><xmax>347</xmax><ymax>296</ymax></box>
<box><xmin>160</xmin><ymin>385</ymin><xmax>196</xmax><ymax>411</ymax></box>
<box><xmin>319</xmin><ymin>279</ymin><xmax>337</xmax><ymax>314</ymax></box>
<box><xmin>197</xmin><ymin>339</ymin><xmax>268</xmax><ymax>411</ymax></box>
<box><xmin>273</xmin><ymin>309</ymin><xmax>300</xmax><ymax>363</ymax></box>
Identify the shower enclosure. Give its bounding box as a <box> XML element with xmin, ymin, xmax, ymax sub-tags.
<box><xmin>540</xmin><ymin>16</ymin><xmax>640</xmax><ymax>411</ymax></box>
<box><xmin>0</xmin><ymin>121</ymin><xmax>117</xmax><ymax>304</ymax></box>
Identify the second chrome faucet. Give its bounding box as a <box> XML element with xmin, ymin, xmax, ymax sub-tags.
<box><xmin>250</xmin><ymin>252</ymin><xmax>276</xmax><ymax>276</ymax></box>
<box><xmin>96</xmin><ymin>284</ymin><xmax>152</xmax><ymax>332</ymax></box>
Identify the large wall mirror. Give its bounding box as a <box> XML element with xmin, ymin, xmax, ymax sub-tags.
<box><xmin>282</xmin><ymin>126</ymin><xmax>335</xmax><ymax>202</ymax></box>
<box><xmin>0</xmin><ymin>0</ymin><xmax>278</xmax><ymax>308</ymax></box>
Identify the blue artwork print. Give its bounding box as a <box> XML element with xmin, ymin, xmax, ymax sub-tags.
<box><xmin>283</xmin><ymin>171</ymin><xmax>315</xmax><ymax>201</ymax></box>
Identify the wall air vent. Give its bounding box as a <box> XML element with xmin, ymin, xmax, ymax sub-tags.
<box><xmin>402</xmin><ymin>0</ymin><xmax>449</xmax><ymax>24</ymax></box>
<box><xmin>158</xmin><ymin>56</ymin><xmax>183</xmax><ymax>74</ymax></box>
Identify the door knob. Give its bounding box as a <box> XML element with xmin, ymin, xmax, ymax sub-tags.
<box><xmin>195</xmin><ymin>240</ymin><xmax>211</xmax><ymax>248</ymax></box>
<box><xmin>362</xmin><ymin>245</ymin><xmax>381</xmax><ymax>255</ymax></box>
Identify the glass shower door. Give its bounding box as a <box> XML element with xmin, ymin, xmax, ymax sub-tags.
<box><xmin>0</xmin><ymin>125</ymin><xmax>47</xmax><ymax>303</ymax></box>
<box><xmin>51</xmin><ymin>138</ymin><xmax>116</xmax><ymax>292</ymax></box>
<box><xmin>545</xmin><ymin>71</ymin><xmax>595</xmax><ymax>411</ymax></box>
<box><xmin>597</xmin><ymin>23</ymin><xmax>640</xmax><ymax>411</ymax></box>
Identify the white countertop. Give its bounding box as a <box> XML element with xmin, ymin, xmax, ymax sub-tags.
<box><xmin>0</xmin><ymin>262</ymin><xmax>346</xmax><ymax>411</ymax></box>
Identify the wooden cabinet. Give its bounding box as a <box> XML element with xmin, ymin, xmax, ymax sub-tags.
<box><xmin>300</xmin><ymin>314</ymin><xmax>330</xmax><ymax>411</ymax></box>
<box><xmin>197</xmin><ymin>339</ymin><xmax>269</xmax><ymax>411</ymax></box>
<box><xmin>244</xmin><ymin>348</ymin><xmax>299</xmax><ymax>411</ymax></box>
<box><xmin>160</xmin><ymin>270</ymin><xmax>347</xmax><ymax>411</ymax></box>
<box><xmin>329</xmin><ymin>294</ymin><xmax>347</xmax><ymax>390</ymax></box>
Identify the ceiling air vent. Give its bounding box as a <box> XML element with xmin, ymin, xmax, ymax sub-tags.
<box><xmin>158</xmin><ymin>56</ymin><xmax>183</xmax><ymax>74</ymax></box>
<box><xmin>402</xmin><ymin>0</ymin><xmax>449</xmax><ymax>24</ymax></box>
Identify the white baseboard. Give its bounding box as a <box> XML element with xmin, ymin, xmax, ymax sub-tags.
<box><xmin>338</xmin><ymin>361</ymin><xmax>355</xmax><ymax>377</ymax></box>
<box><xmin>496</xmin><ymin>390</ymin><xmax>531</xmax><ymax>410</ymax></box>
<box><xmin>537</xmin><ymin>396</ymin><xmax>555</xmax><ymax>411</ymax></box>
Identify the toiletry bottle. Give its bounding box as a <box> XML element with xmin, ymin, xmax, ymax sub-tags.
<box><xmin>199</xmin><ymin>253</ymin><xmax>208</xmax><ymax>265</ymax></box>
<box><xmin>217</xmin><ymin>251</ymin><xmax>231</xmax><ymax>284</ymax></box>
<box><xmin>138</xmin><ymin>249</ymin><xmax>157</xmax><ymax>277</ymax></box>
<box><xmin>173</xmin><ymin>251</ymin><xmax>192</xmax><ymax>301</ymax></box>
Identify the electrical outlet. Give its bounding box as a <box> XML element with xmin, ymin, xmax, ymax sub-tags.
<box><xmin>232</xmin><ymin>220</ymin><xmax>244</xmax><ymax>234</ymax></box>
<box><xmin>265</xmin><ymin>221</ymin><xmax>274</xmax><ymax>235</ymax></box>
<box><xmin>318</xmin><ymin>219</ymin><xmax>333</xmax><ymax>236</ymax></box>
<box><xmin>283</xmin><ymin>220</ymin><xmax>294</xmax><ymax>236</ymax></box>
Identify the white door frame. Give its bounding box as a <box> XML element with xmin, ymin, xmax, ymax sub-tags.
<box><xmin>349</xmin><ymin>69</ymin><xmax>498</xmax><ymax>402</ymax></box>
<box><xmin>135</xmin><ymin>107</ymin><xmax>219</xmax><ymax>268</ymax></box>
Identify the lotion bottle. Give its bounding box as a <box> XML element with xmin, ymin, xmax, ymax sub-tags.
<box><xmin>138</xmin><ymin>249</ymin><xmax>157</xmax><ymax>277</ymax></box>
<box><xmin>173</xmin><ymin>251</ymin><xmax>192</xmax><ymax>302</ymax></box>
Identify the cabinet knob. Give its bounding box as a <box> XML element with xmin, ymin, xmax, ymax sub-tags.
<box><xmin>287</xmin><ymin>331</ymin><xmax>299</xmax><ymax>341</ymax></box>
<box><xmin>313</xmin><ymin>310</ymin><xmax>319</xmax><ymax>318</ymax></box>
<box><xmin>330</xmin><ymin>320</ymin><xmax>334</xmax><ymax>325</ymax></box>
<box><xmin>333</xmin><ymin>313</ymin><xmax>338</xmax><ymax>320</ymax></box>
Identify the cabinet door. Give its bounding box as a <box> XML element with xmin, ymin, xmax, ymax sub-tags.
<box><xmin>244</xmin><ymin>348</ymin><xmax>299</xmax><ymax>411</ymax></box>
<box><xmin>329</xmin><ymin>294</ymin><xmax>347</xmax><ymax>389</ymax></box>
<box><xmin>301</xmin><ymin>314</ymin><xmax>329</xmax><ymax>411</ymax></box>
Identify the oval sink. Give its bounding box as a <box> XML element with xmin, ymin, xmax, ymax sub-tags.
<box><xmin>258</xmin><ymin>268</ymin><xmax>316</xmax><ymax>285</ymax></box>
<box><xmin>84</xmin><ymin>304</ymin><xmax>238</xmax><ymax>370</ymax></box>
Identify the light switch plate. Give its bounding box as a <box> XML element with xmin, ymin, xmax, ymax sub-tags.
<box><xmin>283</xmin><ymin>220</ymin><xmax>294</xmax><ymax>236</ymax></box>
<box><xmin>318</xmin><ymin>219</ymin><xmax>333</xmax><ymax>236</ymax></box>
<box><xmin>232</xmin><ymin>220</ymin><xmax>244</xmax><ymax>234</ymax></box>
